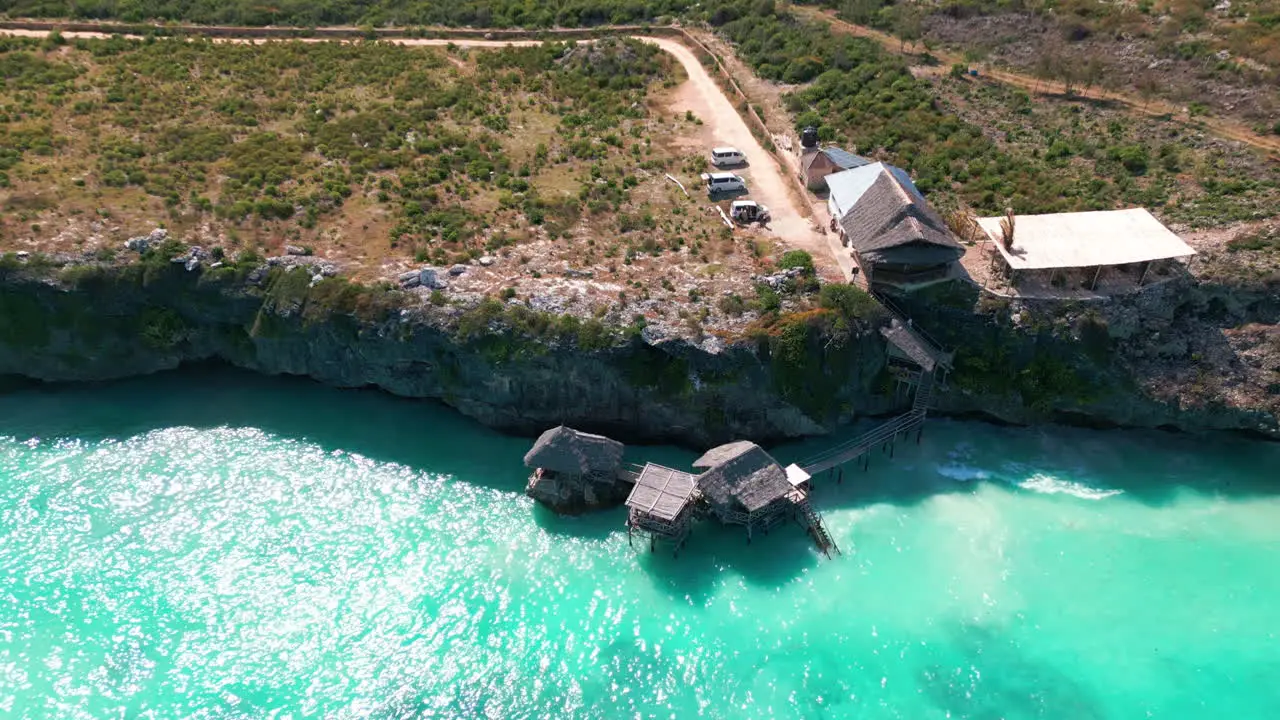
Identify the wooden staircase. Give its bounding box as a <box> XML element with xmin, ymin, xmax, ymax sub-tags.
<box><xmin>795</xmin><ymin>495</ymin><xmax>841</xmax><ymax>557</ymax></box>
<box><xmin>912</xmin><ymin>370</ymin><xmax>937</xmax><ymax>412</ymax></box>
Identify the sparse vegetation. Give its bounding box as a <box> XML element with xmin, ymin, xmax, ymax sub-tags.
<box><xmin>706</xmin><ymin>2</ymin><xmax>1280</xmax><ymax>226</ymax></box>
<box><xmin>832</xmin><ymin>0</ymin><xmax>1280</xmax><ymax>127</ymax></box>
<box><xmin>0</xmin><ymin>34</ymin><xmax>756</xmax><ymax>311</ymax></box>
<box><xmin>0</xmin><ymin>0</ymin><xmax>698</xmax><ymax>27</ymax></box>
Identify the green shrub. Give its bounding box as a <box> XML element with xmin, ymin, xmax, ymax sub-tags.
<box><xmin>818</xmin><ymin>283</ymin><xmax>880</xmax><ymax>320</ymax></box>
<box><xmin>778</xmin><ymin>249</ymin><xmax>815</xmax><ymax>274</ymax></box>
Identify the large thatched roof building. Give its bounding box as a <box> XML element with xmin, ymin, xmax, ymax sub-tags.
<box><xmin>826</xmin><ymin>162</ymin><xmax>963</xmax><ymax>290</ymax></box>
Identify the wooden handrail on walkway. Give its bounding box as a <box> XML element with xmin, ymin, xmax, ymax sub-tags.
<box><xmin>799</xmin><ymin>407</ymin><xmax>926</xmax><ymax>476</ymax></box>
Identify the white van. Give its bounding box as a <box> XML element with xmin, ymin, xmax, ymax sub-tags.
<box><xmin>700</xmin><ymin>171</ymin><xmax>747</xmax><ymax>194</ymax></box>
<box><xmin>710</xmin><ymin>147</ymin><xmax>746</xmax><ymax>167</ymax></box>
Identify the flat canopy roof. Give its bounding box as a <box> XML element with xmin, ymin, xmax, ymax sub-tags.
<box><xmin>977</xmin><ymin>208</ymin><xmax>1195</xmax><ymax>271</ymax></box>
<box><xmin>625</xmin><ymin>463</ymin><xmax>697</xmax><ymax>522</ymax></box>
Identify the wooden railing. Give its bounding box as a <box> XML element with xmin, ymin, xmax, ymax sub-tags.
<box><xmin>798</xmin><ymin>408</ymin><xmax>925</xmax><ymax>476</ymax></box>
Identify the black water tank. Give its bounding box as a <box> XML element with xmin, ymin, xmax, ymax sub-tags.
<box><xmin>800</xmin><ymin>126</ymin><xmax>819</xmax><ymax>149</ymax></box>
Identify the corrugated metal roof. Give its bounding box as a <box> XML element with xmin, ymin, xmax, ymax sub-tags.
<box><xmin>822</xmin><ymin>147</ymin><xmax>871</xmax><ymax>170</ymax></box>
<box><xmin>825</xmin><ymin>162</ymin><xmax>923</xmax><ymax>219</ymax></box>
<box><xmin>801</xmin><ymin>147</ymin><xmax>871</xmax><ymax>176</ymax></box>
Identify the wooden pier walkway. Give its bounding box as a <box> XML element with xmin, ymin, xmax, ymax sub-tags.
<box><xmin>792</xmin><ymin>293</ymin><xmax>953</xmax><ymax>494</ymax></box>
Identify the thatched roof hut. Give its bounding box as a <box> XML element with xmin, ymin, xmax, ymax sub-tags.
<box><xmin>692</xmin><ymin>440</ymin><xmax>757</xmax><ymax>469</ymax></box>
<box><xmin>523</xmin><ymin>425</ymin><xmax>624</xmax><ymax>476</ymax></box>
<box><xmin>627</xmin><ymin>463</ymin><xmax>698</xmax><ymax>523</ymax></box>
<box><xmin>695</xmin><ymin>441</ymin><xmax>793</xmax><ymax>514</ymax></box>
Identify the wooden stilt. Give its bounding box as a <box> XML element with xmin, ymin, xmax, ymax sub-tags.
<box><xmin>837</xmin><ymin>467</ymin><xmax>843</xmax><ymax>485</ymax></box>
<box><xmin>890</xmin><ymin>440</ymin><xmax>895</xmax><ymax>459</ymax></box>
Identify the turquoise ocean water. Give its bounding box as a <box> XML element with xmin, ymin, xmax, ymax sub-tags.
<box><xmin>1</xmin><ymin>368</ymin><xmax>1278</xmax><ymax>719</ymax></box>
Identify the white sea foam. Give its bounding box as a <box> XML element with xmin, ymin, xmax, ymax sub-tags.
<box><xmin>1017</xmin><ymin>473</ymin><xmax>1122</xmax><ymax>500</ymax></box>
<box><xmin>935</xmin><ymin>463</ymin><xmax>991</xmax><ymax>482</ymax></box>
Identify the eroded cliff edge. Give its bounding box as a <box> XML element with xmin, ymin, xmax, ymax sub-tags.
<box><xmin>0</xmin><ymin>247</ymin><xmax>1276</xmax><ymax>444</ymax></box>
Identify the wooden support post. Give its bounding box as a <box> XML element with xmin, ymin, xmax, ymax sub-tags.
<box><xmin>917</xmin><ymin>426</ymin><xmax>923</xmax><ymax>445</ymax></box>
<box><xmin>890</xmin><ymin>440</ymin><xmax>895</xmax><ymax>459</ymax></box>
<box><xmin>837</xmin><ymin>467</ymin><xmax>843</xmax><ymax>485</ymax></box>
<box><xmin>1090</xmin><ymin>265</ymin><xmax>1102</xmax><ymax>291</ymax></box>
<box><xmin>863</xmin><ymin>453</ymin><xmax>870</xmax><ymax>472</ymax></box>
<box><xmin>1138</xmin><ymin>261</ymin><xmax>1152</xmax><ymax>286</ymax></box>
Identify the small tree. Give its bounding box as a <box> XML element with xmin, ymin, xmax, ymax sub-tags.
<box><xmin>896</xmin><ymin>9</ymin><xmax>923</xmax><ymax>53</ymax></box>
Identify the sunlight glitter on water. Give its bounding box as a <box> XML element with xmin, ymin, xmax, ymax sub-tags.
<box><xmin>2</xmin><ymin>371</ymin><xmax>1279</xmax><ymax>719</ymax></box>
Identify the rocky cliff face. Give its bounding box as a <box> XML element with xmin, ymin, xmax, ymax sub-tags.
<box><xmin>0</xmin><ymin>256</ymin><xmax>888</xmax><ymax>446</ymax></box>
<box><xmin>894</xmin><ymin>277</ymin><xmax>1280</xmax><ymax>440</ymax></box>
<box><xmin>1</xmin><ymin>253</ymin><xmax>1275</xmax><ymax>444</ymax></box>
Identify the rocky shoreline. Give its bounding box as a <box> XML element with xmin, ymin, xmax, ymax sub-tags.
<box><xmin>0</xmin><ymin>243</ymin><xmax>1276</xmax><ymax>446</ymax></box>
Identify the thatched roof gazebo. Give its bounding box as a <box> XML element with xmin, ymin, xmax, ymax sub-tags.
<box><xmin>523</xmin><ymin>426</ymin><xmax>627</xmax><ymax>514</ymax></box>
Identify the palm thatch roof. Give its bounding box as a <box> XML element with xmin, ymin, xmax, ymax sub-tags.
<box><xmin>695</xmin><ymin>442</ymin><xmax>792</xmax><ymax>513</ymax></box>
<box><xmin>523</xmin><ymin>425</ymin><xmax>624</xmax><ymax>475</ymax></box>
<box><xmin>692</xmin><ymin>440</ymin><xmax>756</xmax><ymax>469</ymax></box>
<box><xmin>626</xmin><ymin>463</ymin><xmax>698</xmax><ymax>521</ymax></box>
<box><xmin>839</xmin><ymin>169</ymin><xmax>962</xmax><ymax>266</ymax></box>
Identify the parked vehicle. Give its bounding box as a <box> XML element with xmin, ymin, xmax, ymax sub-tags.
<box><xmin>730</xmin><ymin>200</ymin><xmax>770</xmax><ymax>225</ymax></box>
<box><xmin>700</xmin><ymin>172</ymin><xmax>747</xmax><ymax>195</ymax></box>
<box><xmin>710</xmin><ymin>146</ymin><xmax>746</xmax><ymax>167</ymax></box>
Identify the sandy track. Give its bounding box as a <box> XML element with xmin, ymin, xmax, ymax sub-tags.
<box><xmin>638</xmin><ymin>37</ymin><xmax>840</xmax><ymax>278</ymax></box>
<box><xmin>0</xmin><ymin>27</ymin><xmax>842</xmax><ymax>277</ymax></box>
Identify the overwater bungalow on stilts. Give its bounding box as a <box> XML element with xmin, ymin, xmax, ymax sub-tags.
<box><xmin>692</xmin><ymin>441</ymin><xmax>796</xmax><ymax>541</ymax></box>
<box><xmin>624</xmin><ymin>463</ymin><xmax>698</xmax><ymax>554</ymax></box>
<box><xmin>523</xmin><ymin>293</ymin><xmax>953</xmax><ymax>561</ymax></box>
<box><xmin>692</xmin><ymin>441</ymin><xmax>837</xmax><ymax>553</ymax></box>
<box><xmin>523</xmin><ymin>425</ymin><xmax>629</xmax><ymax>513</ymax></box>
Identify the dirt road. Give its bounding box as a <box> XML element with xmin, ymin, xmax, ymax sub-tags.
<box><xmin>793</xmin><ymin>6</ymin><xmax>1280</xmax><ymax>161</ymax></box>
<box><xmin>639</xmin><ymin>37</ymin><xmax>844</xmax><ymax>279</ymax></box>
<box><xmin>0</xmin><ymin>27</ymin><xmax>846</xmax><ymax>278</ymax></box>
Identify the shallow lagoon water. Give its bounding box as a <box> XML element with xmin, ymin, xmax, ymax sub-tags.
<box><xmin>1</xmin><ymin>369</ymin><xmax>1278</xmax><ymax>719</ymax></box>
